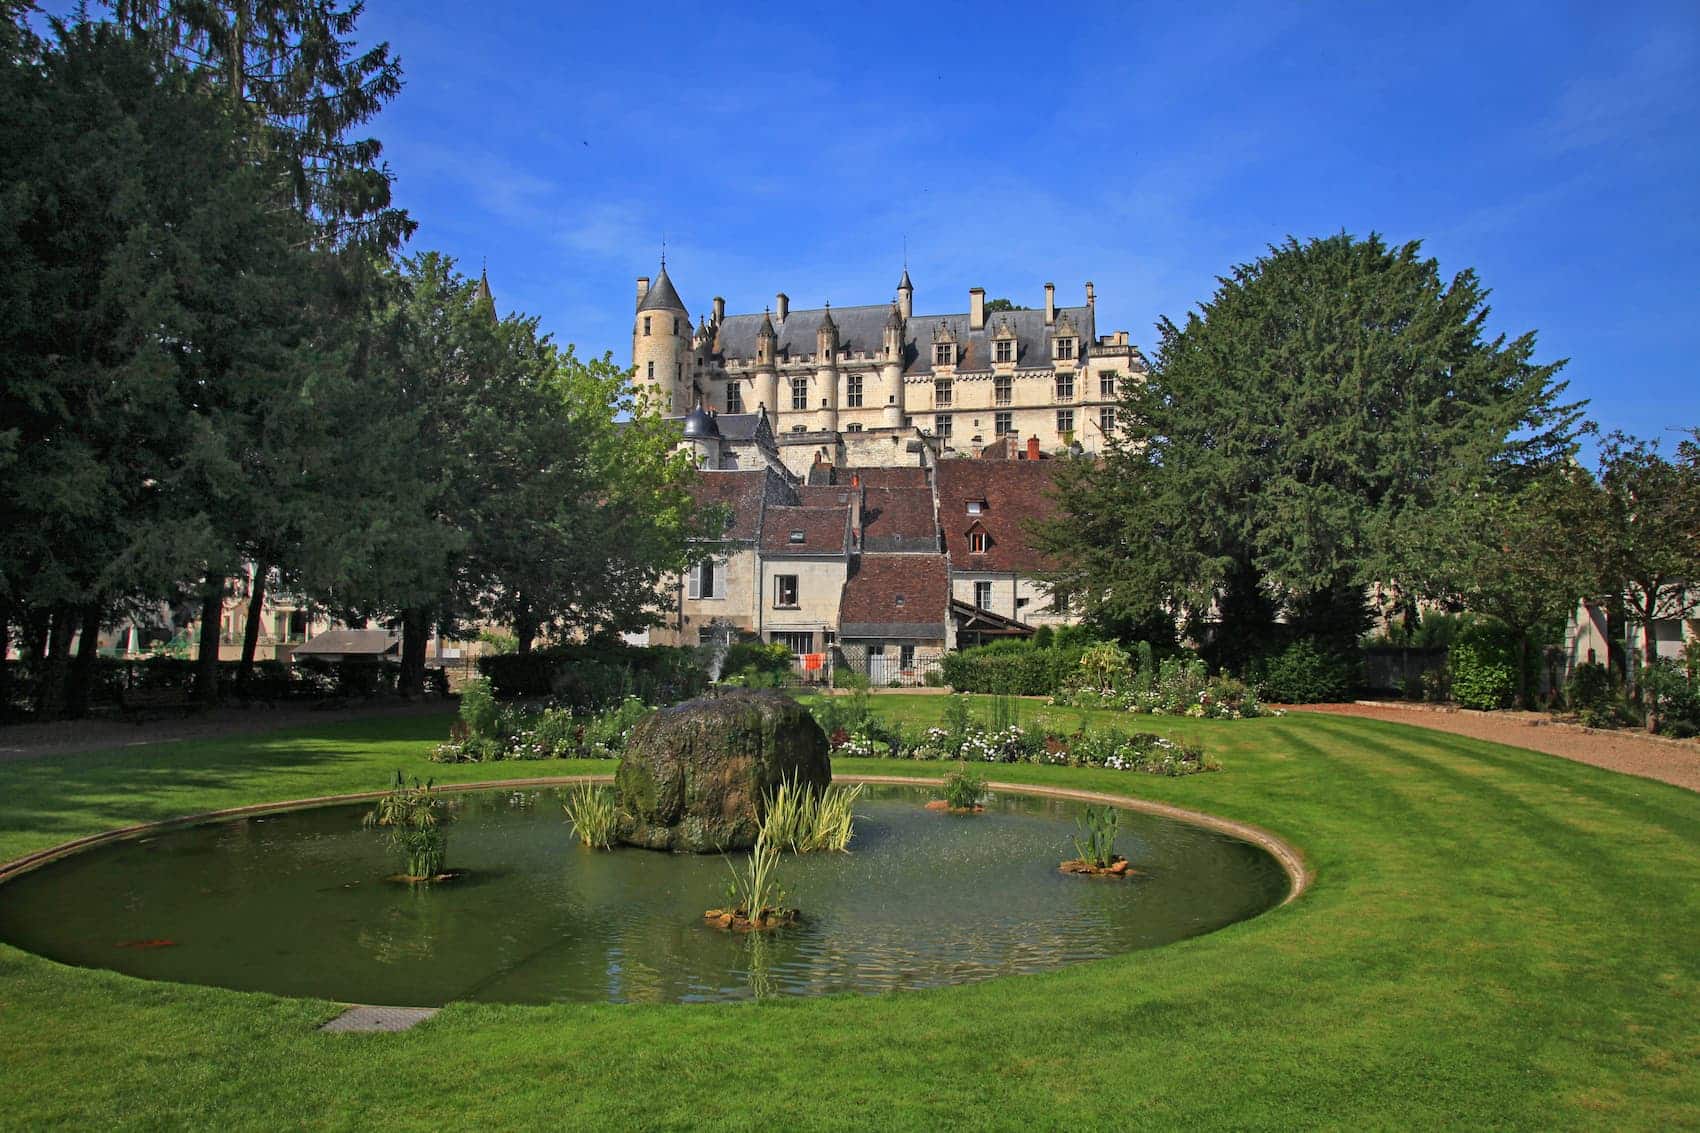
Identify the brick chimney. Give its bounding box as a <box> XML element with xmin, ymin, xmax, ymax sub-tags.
<box><xmin>1026</xmin><ymin>435</ymin><xmax>1041</xmax><ymax>461</ymax></box>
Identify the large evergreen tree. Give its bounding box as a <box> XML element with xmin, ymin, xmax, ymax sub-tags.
<box><xmin>1042</xmin><ymin>233</ymin><xmax>1584</xmax><ymax>671</ymax></box>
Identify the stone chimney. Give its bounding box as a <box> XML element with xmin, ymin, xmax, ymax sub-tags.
<box><xmin>1085</xmin><ymin>281</ymin><xmax>1095</xmax><ymax>307</ymax></box>
<box><xmin>776</xmin><ymin>292</ymin><xmax>789</xmax><ymax>322</ymax></box>
<box><xmin>713</xmin><ymin>296</ymin><xmax>725</xmax><ymax>323</ymax></box>
<box><xmin>1044</xmin><ymin>283</ymin><xmax>1056</xmax><ymax>326</ymax></box>
<box><xmin>637</xmin><ymin>276</ymin><xmax>651</xmax><ymax>306</ymax></box>
<box><xmin>1026</xmin><ymin>435</ymin><xmax>1041</xmax><ymax>461</ymax></box>
<box><xmin>969</xmin><ymin>287</ymin><xmax>986</xmax><ymax>331</ymax></box>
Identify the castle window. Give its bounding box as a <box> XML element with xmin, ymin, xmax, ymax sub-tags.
<box><xmin>846</xmin><ymin>423</ymin><xmax>863</xmax><ymax>432</ymax></box>
<box><xmin>1055</xmin><ymin>373</ymin><xmax>1074</xmax><ymax>403</ymax></box>
<box><xmin>673</xmin><ymin>318</ymin><xmax>680</xmax><ymax>335</ymax></box>
<box><xmin>726</xmin><ymin>383</ymin><xmax>743</xmax><ymax>413</ymax></box>
<box><xmin>846</xmin><ymin>374</ymin><xmax>863</xmax><ymax>408</ymax></box>
<box><xmin>994</xmin><ymin>375</ymin><xmax>1012</xmax><ymax>405</ymax></box>
<box><xmin>934</xmin><ymin>377</ymin><xmax>952</xmax><ymax>408</ymax></box>
<box><xmin>934</xmin><ymin>414</ymin><xmax>952</xmax><ymax>439</ymax></box>
<box><xmin>1056</xmin><ymin>337</ymin><xmax>1076</xmax><ymax>360</ymax></box>
<box><xmin>646</xmin><ymin>361</ymin><xmax>654</xmax><ymax>379</ymax></box>
<box><xmin>1099</xmin><ymin>371</ymin><xmax>1117</xmax><ymax>399</ymax></box>
<box><xmin>791</xmin><ymin>377</ymin><xmax>808</xmax><ymax>411</ymax></box>
<box><xmin>903</xmin><ymin>415</ymin><xmax>914</xmax><ymax>429</ymax></box>
<box><xmin>790</xmin><ymin>424</ymin><xmax>807</xmax><ymax>433</ymax></box>
<box><xmin>995</xmin><ymin>339</ymin><xmax>1012</xmax><ymax>363</ymax></box>
<box><xmin>643</xmin><ymin>316</ymin><xmax>651</xmax><ymax>336</ymax></box>
<box><xmin>994</xmin><ymin>411</ymin><xmax>1013</xmax><ymax>435</ymax></box>
<box><xmin>1056</xmin><ymin>409</ymin><xmax>1074</xmax><ymax>436</ymax></box>
<box><xmin>1099</xmin><ymin>406</ymin><xmax>1115</xmax><ymax>435</ymax></box>
<box><xmin>934</xmin><ymin>343</ymin><xmax>954</xmax><ymax>366</ymax></box>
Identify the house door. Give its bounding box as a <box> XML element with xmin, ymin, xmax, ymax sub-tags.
<box><xmin>867</xmin><ymin>644</ymin><xmax>889</xmax><ymax>685</ymax></box>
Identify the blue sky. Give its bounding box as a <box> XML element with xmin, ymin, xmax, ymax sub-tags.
<box><xmin>69</xmin><ymin>2</ymin><xmax>1700</xmax><ymax>448</ymax></box>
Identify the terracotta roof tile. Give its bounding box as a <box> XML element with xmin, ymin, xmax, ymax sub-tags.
<box><xmin>933</xmin><ymin>460</ymin><xmax>1063</xmax><ymax>573</ymax></box>
<box><xmin>760</xmin><ymin>505</ymin><xmax>850</xmax><ymax>555</ymax></box>
<box><xmin>839</xmin><ymin>554</ymin><xmax>950</xmax><ymax>630</ymax></box>
<box><xmin>861</xmin><ymin>486</ymin><xmax>938</xmax><ymax>553</ymax></box>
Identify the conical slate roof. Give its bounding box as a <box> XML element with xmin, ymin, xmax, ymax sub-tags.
<box><xmin>898</xmin><ymin>268</ymin><xmax>913</xmax><ymax>291</ymax></box>
<box><xmin>638</xmin><ymin>266</ymin><xmax>687</xmax><ymax>313</ymax></box>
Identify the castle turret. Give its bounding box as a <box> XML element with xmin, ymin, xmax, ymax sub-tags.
<box><xmin>881</xmin><ymin>300</ymin><xmax>905</xmax><ymax>428</ymax></box>
<box><xmin>897</xmin><ymin>268</ymin><xmax>913</xmax><ymax>319</ymax></box>
<box><xmin>754</xmin><ymin>309</ymin><xmax>779</xmax><ymax>417</ymax></box>
<box><xmin>632</xmin><ymin>263</ymin><xmax>690</xmax><ymax>414</ymax></box>
<box><xmin>815</xmin><ymin>303</ymin><xmax>840</xmax><ymax>433</ymax></box>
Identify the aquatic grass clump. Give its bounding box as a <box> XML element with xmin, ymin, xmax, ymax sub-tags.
<box><xmin>1072</xmin><ymin>805</ymin><xmax>1120</xmax><ymax>868</ymax></box>
<box><xmin>363</xmin><ymin>772</ymin><xmax>452</xmax><ymax>880</ymax></box>
<box><xmin>761</xmin><ymin>776</ymin><xmax>864</xmax><ymax>852</ymax></box>
<box><xmin>706</xmin><ymin>834</ymin><xmax>797</xmax><ymax>931</ymax></box>
<box><xmin>563</xmin><ymin>784</ymin><xmax>618</xmax><ymax>849</ymax></box>
<box><xmin>939</xmin><ymin>763</ymin><xmax>988</xmax><ymax>811</ymax></box>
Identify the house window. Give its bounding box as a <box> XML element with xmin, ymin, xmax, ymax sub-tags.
<box><xmin>994</xmin><ymin>374</ymin><xmax>1012</xmax><ymax>405</ymax></box>
<box><xmin>791</xmin><ymin>377</ymin><xmax>808</xmax><ymax>411</ymax></box>
<box><xmin>966</xmin><ymin>500</ymin><xmax>983</xmax><ymax>515</ymax></box>
<box><xmin>970</xmin><ymin>531</ymin><xmax>988</xmax><ymax>554</ymax></box>
<box><xmin>774</xmin><ymin>575</ymin><xmax>799</xmax><ymax>608</ymax></box>
<box><xmin>934</xmin><ymin>343</ymin><xmax>954</xmax><ymax>366</ymax></box>
<box><xmin>788</xmin><ymin>529</ymin><xmax>805</xmax><ymax>544</ymax></box>
<box><xmin>846</xmin><ymin>373</ymin><xmax>863</xmax><ymax>407</ymax></box>
<box><xmin>934</xmin><ymin>414</ymin><xmax>952</xmax><ymax>439</ymax></box>
<box><xmin>1055</xmin><ymin>372</ymin><xmax>1074</xmax><ymax>403</ymax></box>
<box><xmin>643</xmin><ymin>316</ymin><xmax>651</xmax><ymax>336</ymax></box>
<box><xmin>772</xmin><ymin>631</ymin><xmax>813</xmax><ymax>654</ymax></box>
<box><xmin>1099</xmin><ymin>406</ymin><xmax>1115</xmax><ymax>435</ymax></box>
<box><xmin>1056</xmin><ymin>409</ymin><xmax>1074</xmax><ymax>436</ymax></box>
<box><xmin>726</xmin><ymin>382</ymin><xmax>743</xmax><ymax>413</ymax></box>
<box><xmin>994</xmin><ymin>411</ymin><xmax>1013</xmax><ymax>435</ymax></box>
<box><xmin>995</xmin><ymin>339</ymin><xmax>1012</xmax><ymax>363</ymax></box>
<box><xmin>900</xmin><ymin>644</ymin><xmax>915</xmax><ymax>669</ymax></box>
<box><xmin>974</xmin><ymin>581</ymin><xmax>993</xmax><ymax>609</ymax></box>
<box><xmin>687</xmin><ymin>560</ymin><xmax>719</xmax><ymax>600</ymax></box>
<box><xmin>1056</xmin><ymin>337</ymin><xmax>1075</xmax><ymax>359</ymax></box>
<box><xmin>934</xmin><ymin>377</ymin><xmax>952</xmax><ymax>407</ymax></box>
<box><xmin>1099</xmin><ymin>371</ymin><xmax>1117</xmax><ymax>399</ymax></box>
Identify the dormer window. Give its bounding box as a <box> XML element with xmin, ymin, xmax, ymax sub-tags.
<box><xmin>1056</xmin><ymin>337</ymin><xmax>1076</xmax><ymax>360</ymax></box>
<box><xmin>789</xmin><ymin>529</ymin><xmax>806</xmax><ymax>544</ymax></box>
<box><xmin>894</xmin><ymin>594</ymin><xmax>905</xmax><ymax>606</ymax></box>
<box><xmin>995</xmin><ymin>339</ymin><xmax>1013</xmax><ymax>363</ymax></box>
<box><xmin>970</xmin><ymin>531</ymin><xmax>988</xmax><ymax>554</ymax></box>
<box><xmin>966</xmin><ymin>500</ymin><xmax>984</xmax><ymax>516</ymax></box>
<box><xmin>934</xmin><ymin>343</ymin><xmax>954</xmax><ymax>366</ymax></box>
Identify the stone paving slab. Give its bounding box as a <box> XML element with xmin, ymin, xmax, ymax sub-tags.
<box><xmin>319</xmin><ymin>1005</ymin><xmax>439</xmax><ymax>1033</ymax></box>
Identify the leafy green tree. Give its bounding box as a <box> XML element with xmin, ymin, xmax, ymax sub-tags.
<box><xmin>1042</xmin><ymin>233</ymin><xmax>1583</xmax><ymax>673</ymax></box>
<box><xmin>1594</xmin><ymin>430</ymin><xmax>1700</xmax><ymax>730</ymax></box>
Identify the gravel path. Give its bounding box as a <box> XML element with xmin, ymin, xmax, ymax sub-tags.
<box><xmin>1293</xmin><ymin>702</ymin><xmax>1700</xmax><ymax>793</ymax></box>
<box><xmin>0</xmin><ymin>700</ymin><xmax>452</xmax><ymax>763</ymax></box>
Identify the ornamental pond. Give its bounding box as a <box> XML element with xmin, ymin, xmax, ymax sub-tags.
<box><xmin>0</xmin><ymin>783</ymin><xmax>1289</xmax><ymax>1006</ymax></box>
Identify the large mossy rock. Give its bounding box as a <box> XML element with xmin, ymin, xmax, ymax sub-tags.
<box><xmin>615</xmin><ymin>689</ymin><xmax>831</xmax><ymax>852</ymax></box>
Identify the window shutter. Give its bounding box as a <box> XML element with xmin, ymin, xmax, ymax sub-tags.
<box><xmin>687</xmin><ymin>565</ymin><xmax>701</xmax><ymax>599</ymax></box>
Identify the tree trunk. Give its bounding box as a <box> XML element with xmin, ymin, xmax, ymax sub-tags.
<box><xmin>514</xmin><ymin>597</ymin><xmax>537</xmax><ymax>656</ymax></box>
<box><xmin>0</xmin><ymin>600</ymin><xmax>10</xmax><ymax>720</ymax></box>
<box><xmin>34</xmin><ymin>606</ymin><xmax>74</xmax><ymax>717</ymax></box>
<box><xmin>195</xmin><ymin>573</ymin><xmax>226</xmax><ymax>707</ymax></box>
<box><xmin>1644</xmin><ymin>617</ymin><xmax>1661</xmax><ymax>734</ymax></box>
<box><xmin>237</xmin><ymin>562</ymin><xmax>268</xmax><ymax>689</ymax></box>
<box><xmin>64</xmin><ymin>602</ymin><xmax>104</xmax><ymax>719</ymax></box>
<box><xmin>399</xmin><ymin>606</ymin><xmax>429</xmax><ymax>696</ymax></box>
<box><xmin>1517</xmin><ymin>631</ymin><xmax>1533</xmax><ymax>710</ymax></box>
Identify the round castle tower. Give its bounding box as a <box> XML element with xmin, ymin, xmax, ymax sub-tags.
<box><xmin>754</xmin><ymin>309</ymin><xmax>779</xmax><ymax>417</ymax></box>
<box><xmin>632</xmin><ymin>265</ymin><xmax>691</xmax><ymax>415</ymax></box>
<box><xmin>815</xmin><ymin>304</ymin><xmax>840</xmax><ymax>433</ymax></box>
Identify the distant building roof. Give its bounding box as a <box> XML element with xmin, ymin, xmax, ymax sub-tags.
<box><xmin>760</xmin><ymin>505</ymin><xmax>850</xmax><ymax>555</ymax></box>
<box><xmin>934</xmin><ymin>460</ymin><xmax>1063</xmax><ymax>573</ymax></box>
<box><xmin>860</xmin><ymin>486</ymin><xmax>938</xmax><ymax>553</ymax></box>
<box><xmin>689</xmin><ymin>468</ymin><xmax>791</xmax><ymax>543</ymax></box>
<box><xmin>840</xmin><ymin>555</ymin><xmax>948</xmax><ymax>639</ymax></box>
<box><xmin>291</xmin><ymin>629</ymin><xmax>399</xmax><ymax>658</ymax></box>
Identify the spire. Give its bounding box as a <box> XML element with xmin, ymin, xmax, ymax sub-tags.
<box><xmin>637</xmin><ymin>261</ymin><xmax>686</xmax><ymax>313</ymax></box>
<box><xmin>818</xmin><ymin>299</ymin><xmax>836</xmax><ymax>331</ymax></box>
<box><xmin>474</xmin><ymin>261</ymin><xmax>496</xmax><ymax>323</ymax></box>
<box><xmin>758</xmin><ymin>307</ymin><xmax>776</xmax><ymax>338</ymax></box>
<box><xmin>898</xmin><ymin>268</ymin><xmax>913</xmax><ymax>291</ymax></box>
<box><xmin>886</xmin><ymin>298</ymin><xmax>904</xmax><ymax>330</ymax></box>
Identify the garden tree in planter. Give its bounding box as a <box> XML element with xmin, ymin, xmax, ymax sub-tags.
<box><xmin>1041</xmin><ymin>233</ymin><xmax>1583</xmax><ymax>676</ymax></box>
<box><xmin>1594</xmin><ymin>430</ymin><xmax>1700</xmax><ymax>731</ymax></box>
<box><xmin>1407</xmin><ymin>461</ymin><xmax>1607</xmax><ymax>708</ymax></box>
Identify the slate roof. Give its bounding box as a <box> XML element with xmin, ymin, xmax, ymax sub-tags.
<box><xmin>712</xmin><ymin>302</ymin><xmax>1095</xmax><ymax>377</ymax></box>
<box><xmin>292</xmin><ymin>629</ymin><xmax>398</xmax><ymax>657</ymax></box>
<box><xmin>637</xmin><ymin>267</ymin><xmax>686</xmax><ymax>313</ymax></box>
<box><xmin>760</xmin><ymin>505</ymin><xmax>850</xmax><ymax>555</ymax></box>
<box><xmin>839</xmin><ymin>555</ymin><xmax>949</xmax><ymax>639</ymax></box>
<box><xmin>933</xmin><ymin>459</ymin><xmax>1063</xmax><ymax>573</ymax></box>
<box><xmin>860</xmin><ymin>486</ymin><xmax>938</xmax><ymax>553</ymax></box>
<box><xmin>689</xmin><ymin>468</ymin><xmax>792</xmax><ymax>543</ymax></box>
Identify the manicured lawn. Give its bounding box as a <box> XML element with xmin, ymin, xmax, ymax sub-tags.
<box><xmin>0</xmin><ymin>697</ymin><xmax>1696</xmax><ymax>1129</ymax></box>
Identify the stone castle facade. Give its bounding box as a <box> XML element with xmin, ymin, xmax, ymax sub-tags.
<box><xmin>631</xmin><ymin>264</ymin><xmax>1147</xmax><ymax>463</ymax></box>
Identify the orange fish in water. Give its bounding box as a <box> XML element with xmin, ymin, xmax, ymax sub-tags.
<box><xmin>115</xmin><ymin>939</ymin><xmax>176</xmax><ymax>950</ymax></box>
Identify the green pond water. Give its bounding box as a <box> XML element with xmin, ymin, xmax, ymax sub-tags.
<box><xmin>0</xmin><ymin>783</ymin><xmax>1289</xmax><ymax>1005</ymax></box>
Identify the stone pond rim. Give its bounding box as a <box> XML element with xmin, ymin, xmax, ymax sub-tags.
<box><xmin>614</xmin><ymin>688</ymin><xmax>832</xmax><ymax>852</ymax></box>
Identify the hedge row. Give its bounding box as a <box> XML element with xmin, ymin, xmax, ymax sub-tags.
<box><xmin>939</xmin><ymin>641</ymin><xmax>1091</xmax><ymax>696</ymax></box>
<box><xmin>0</xmin><ymin>656</ymin><xmax>429</xmax><ymax>710</ymax></box>
<box><xmin>476</xmin><ymin>642</ymin><xmax>706</xmax><ymax>710</ymax></box>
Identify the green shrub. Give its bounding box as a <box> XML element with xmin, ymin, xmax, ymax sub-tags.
<box><xmin>477</xmin><ymin>643</ymin><xmax>705</xmax><ymax>708</ymax></box>
<box><xmin>458</xmin><ymin>677</ymin><xmax>502</xmax><ymax>739</ymax></box>
<box><xmin>1258</xmin><ymin>639</ymin><xmax>1355</xmax><ymax>703</ymax></box>
<box><xmin>940</xmin><ymin>639</ymin><xmax>1090</xmax><ymax>695</ymax></box>
<box><xmin>1449</xmin><ymin>623</ymin><xmax>1518</xmax><ymax>710</ymax></box>
<box><xmin>1644</xmin><ymin>659</ymin><xmax>1700</xmax><ymax>737</ymax></box>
